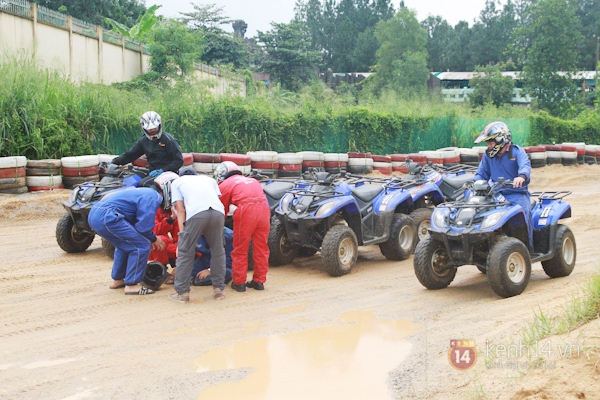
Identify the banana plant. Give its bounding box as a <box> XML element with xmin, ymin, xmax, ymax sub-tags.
<box><xmin>104</xmin><ymin>4</ymin><xmax>161</xmax><ymax>41</ymax></box>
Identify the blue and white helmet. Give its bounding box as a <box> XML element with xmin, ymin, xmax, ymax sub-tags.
<box><xmin>140</xmin><ymin>111</ymin><xmax>163</xmax><ymax>141</ymax></box>
<box><xmin>474</xmin><ymin>121</ymin><xmax>512</xmax><ymax>158</ymax></box>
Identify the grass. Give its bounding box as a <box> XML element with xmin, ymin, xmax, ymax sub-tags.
<box><xmin>520</xmin><ymin>273</ymin><xmax>600</xmax><ymax>346</ymax></box>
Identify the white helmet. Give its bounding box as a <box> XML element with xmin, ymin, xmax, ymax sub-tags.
<box><xmin>140</xmin><ymin>111</ymin><xmax>163</xmax><ymax>141</ymax></box>
<box><xmin>153</xmin><ymin>171</ymin><xmax>178</xmax><ymax>210</ymax></box>
<box><xmin>213</xmin><ymin>161</ymin><xmax>241</xmax><ymax>182</ymax></box>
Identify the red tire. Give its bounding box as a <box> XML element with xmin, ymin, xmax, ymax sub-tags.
<box><xmin>252</xmin><ymin>161</ymin><xmax>280</xmax><ymax>169</ymax></box>
<box><xmin>278</xmin><ymin>163</ymin><xmax>302</xmax><ymax>171</ymax></box>
<box><xmin>347</xmin><ymin>151</ymin><xmax>372</xmax><ymax>159</ymax></box>
<box><xmin>220</xmin><ymin>153</ymin><xmax>251</xmax><ymax>166</ymax></box>
<box><xmin>302</xmin><ymin>160</ymin><xmax>324</xmax><ymax>168</ymax></box>
<box><xmin>0</xmin><ymin>167</ymin><xmax>26</xmax><ymax>179</ymax></box>
<box><xmin>62</xmin><ymin>165</ymin><xmax>99</xmax><ymax>177</ymax></box>
<box><xmin>26</xmin><ymin>159</ymin><xmax>61</xmax><ymax>168</ymax></box>
<box><xmin>28</xmin><ymin>185</ymin><xmax>65</xmax><ymax>192</ymax></box>
<box><xmin>192</xmin><ymin>153</ymin><xmax>221</xmax><ymax>163</ymax></box>
<box><xmin>182</xmin><ymin>152</ymin><xmax>194</xmax><ymax>166</ymax></box>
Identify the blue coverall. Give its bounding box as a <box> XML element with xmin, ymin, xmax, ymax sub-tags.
<box><xmin>474</xmin><ymin>144</ymin><xmax>533</xmax><ymax>249</ymax></box>
<box><xmin>89</xmin><ymin>188</ymin><xmax>161</xmax><ymax>285</ymax></box>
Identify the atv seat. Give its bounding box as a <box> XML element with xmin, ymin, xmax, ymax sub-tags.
<box><xmin>350</xmin><ymin>183</ymin><xmax>383</xmax><ymax>203</ymax></box>
<box><xmin>263</xmin><ymin>181</ymin><xmax>294</xmax><ymax>200</ymax></box>
<box><xmin>442</xmin><ymin>174</ymin><xmax>474</xmax><ymax>189</ymax></box>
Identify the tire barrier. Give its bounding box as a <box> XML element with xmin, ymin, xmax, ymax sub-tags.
<box><xmin>7</xmin><ymin>142</ymin><xmax>600</xmax><ymax>194</ymax></box>
<box><xmin>0</xmin><ymin>156</ymin><xmax>28</xmax><ymax>193</ymax></box>
<box><xmin>61</xmin><ymin>155</ymin><xmax>100</xmax><ymax>189</ymax></box>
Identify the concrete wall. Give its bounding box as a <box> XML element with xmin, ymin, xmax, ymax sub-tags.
<box><xmin>0</xmin><ymin>3</ymin><xmax>245</xmax><ymax>96</ymax></box>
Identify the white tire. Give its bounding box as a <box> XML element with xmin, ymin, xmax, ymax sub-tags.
<box><xmin>193</xmin><ymin>162</ymin><xmax>217</xmax><ymax>174</ymax></box>
<box><xmin>97</xmin><ymin>154</ymin><xmax>118</xmax><ymax>163</ymax></box>
<box><xmin>348</xmin><ymin>157</ymin><xmax>374</xmax><ymax>166</ymax></box>
<box><xmin>247</xmin><ymin>151</ymin><xmax>278</xmax><ymax>162</ymax></box>
<box><xmin>0</xmin><ymin>156</ymin><xmax>27</xmax><ymax>168</ymax></box>
<box><xmin>278</xmin><ymin>153</ymin><xmax>303</xmax><ymax>164</ymax></box>
<box><xmin>26</xmin><ymin>175</ymin><xmax>63</xmax><ymax>187</ymax></box>
<box><xmin>324</xmin><ymin>153</ymin><xmax>349</xmax><ymax>162</ymax></box>
<box><xmin>61</xmin><ymin>155</ymin><xmax>100</xmax><ymax>168</ymax></box>
<box><xmin>296</xmin><ymin>151</ymin><xmax>324</xmax><ymax>161</ymax></box>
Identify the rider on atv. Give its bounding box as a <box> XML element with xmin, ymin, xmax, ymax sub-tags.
<box><xmin>473</xmin><ymin>121</ymin><xmax>533</xmax><ymax>249</ymax></box>
<box><xmin>111</xmin><ymin>111</ymin><xmax>184</xmax><ymax>187</ymax></box>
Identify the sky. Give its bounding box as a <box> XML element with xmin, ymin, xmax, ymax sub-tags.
<box><xmin>155</xmin><ymin>0</ymin><xmax>492</xmax><ymax>38</ymax></box>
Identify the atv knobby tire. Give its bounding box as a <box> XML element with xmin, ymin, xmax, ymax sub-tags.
<box><xmin>268</xmin><ymin>218</ymin><xmax>298</xmax><ymax>266</ymax></box>
<box><xmin>321</xmin><ymin>225</ymin><xmax>358</xmax><ymax>277</ymax></box>
<box><xmin>56</xmin><ymin>212</ymin><xmax>95</xmax><ymax>253</ymax></box>
<box><xmin>379</xmin><ymin>213</ymin><xmax>416</xmax><ymax>261</ymax></box>
<box><xmin>487</xmin><ymin>236</ymin><xmax>531</xmax><ymax>298</ymax></box>
<box><xmin>102</xmin><ymin>238</ymin><xmax>115</xmax><ymax>259</ymax></box>
<box><xmin>413</xmin><ymin>235</ymin><xmax>457</xmax><ymax>289</ymax></box>
<box><xmin>541</xmin><ymin>224</ymin><xmax>576</xmax><ymax>278</ymax></box>
<box><xmin>410</xmin><ymin>208</ymin><xmax>433</xmax><ymax>243</ymax></box>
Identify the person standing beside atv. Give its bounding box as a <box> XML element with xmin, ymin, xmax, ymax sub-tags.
<box><xmin>112</xmin><ymin>111</ymin><xmax>184</xmax><ymax>186</ymax></box>
<box><xmin>473</xmin><ymin>121</ymin><xmax>533</xmax><ymax>248</ymax></box>
<box><xmin>88</xmin><ymin>172</ymin><xmax>177</xmax><ymax>295</ymax></box>
<box><xmin>214</xmin><ymin>161</ymin><xmax>270</xmax><ymax>292</ymax></box>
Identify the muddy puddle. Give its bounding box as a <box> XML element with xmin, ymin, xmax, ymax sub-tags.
<box><xmin>196</xmin><ymin>310</ymin><xmax>420</xmax><ymax>399</ymax></box>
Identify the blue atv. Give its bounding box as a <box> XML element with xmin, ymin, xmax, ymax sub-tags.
<box><xmin>56</xmin><ymin>163</ymin><xmax>148</xmax><ymax>253</ymax></box>
<box><xmin>413</xmin><ymin>178</ymin><xmax>576</xmax><ymax>298</ymax></box>
<box><xmin>269</xmin><ymin>170</ymin><xmax>419</xmax><ymax>276</ymax></box>
<box><xmin>402</xmin><ymin>161</ymin><xmax>476</xmax><ymax>245</ymax></box>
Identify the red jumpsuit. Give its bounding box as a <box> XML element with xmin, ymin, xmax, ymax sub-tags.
<box><xmin>218</xmin><ymin>174</ymin><xmax>270</xmax><ymax>285</ymax></box>
<box><xmin>148</xmin><ymin>208</ymin><xmax>179</xmax><ymax>266</ymax></box>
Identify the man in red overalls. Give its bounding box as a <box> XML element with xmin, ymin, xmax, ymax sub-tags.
<box><xmin>214</xmin><ymin>161</ymin><xmax>270</xmax><ymax>292</ymax></box>
<box><xmin>148</xmin><ymin>207</ymin><xmax>179</xmax><ymax>283</ymax></box>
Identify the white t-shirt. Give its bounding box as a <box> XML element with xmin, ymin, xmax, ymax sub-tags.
<box><xmin>170</xmin><ymin>175</ymin><xmax>224</xmax><ymax>220</ymax></box>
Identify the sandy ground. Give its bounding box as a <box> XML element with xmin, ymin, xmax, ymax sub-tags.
<box><xmin>0</xmin><ymin>164</ymin><xmax>599</xmax><ymax>400</ymax></box>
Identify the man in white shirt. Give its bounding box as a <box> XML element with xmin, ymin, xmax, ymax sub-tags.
<box><xmin>169</xmin><ymin>172</ymin><xmax>227</xmax><ymax>302</ymax></box>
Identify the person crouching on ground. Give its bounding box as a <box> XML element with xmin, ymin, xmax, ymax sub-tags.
<box><xmin>214</xmin><ymin>161</ymin><xmax>270</xmax><ymax>292</ymax></box>
<box><xmin>88</xmin><ymin>172</ymin><xmax>177</xmax><ymax>295</ymax></box>
<box><xmin>192</xmin><ymin>226</ymin><xmax>234</xmax><ymax>286</ymax></box>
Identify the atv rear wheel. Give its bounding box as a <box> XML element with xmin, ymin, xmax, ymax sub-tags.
<box><xmin>413</xmin><ymin>235</ymin><xmax>457</xmax><ymax>289</ymax></box>
<box><xmin>410</xmin><ymin>208</ymin><xmax>433</xmax><ymax>244</ymax></box>
<box><xmin>541</xmin><ymin>224</ymin><xmax>576</xmax><ymax>278</ymax></box>
<box><xmin>321</xmin><ymin>225</ymin><xmax>358</xmax><ymax>277</ymax></box>
<box><xmin>268</xmin><ymin>218</ymin><xmax>298</xmax><ymax>266</ymax></box>
<box><xmin>379</xmin><ymin>213</ymin><xmax>416</xmax><ymax>261</ymax></box>
<box><xmin>487</xmin><ymin>237</ymin><xmax>531</xmax><ymax>298</ymax></box>
<box><xmin>56</xmin><ymin>212</ymin><xmax>95</xmax><ymax>253</ymax></box>
<box><xmin>102</xmin><ymin>238</ymin><xmax>115</xmax><ymax>259</ymax></box>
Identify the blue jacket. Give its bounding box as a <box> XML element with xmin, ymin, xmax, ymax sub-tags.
<box><xmin>90</xmin><ymin>187</ymin><xmax>161</xmax><ymax>242</ymax></box>
<box><xmin>474</xmin><ymin>143</ymin><xmax>531</xmax><ymax>196</ymax></box>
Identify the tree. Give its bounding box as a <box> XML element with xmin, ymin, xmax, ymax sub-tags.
<box><xmin>33</xmin><ymin>0</ymin><xmax>147</xmax><ymax>28</ymax></box>
<box><xmin>256</xmin><ymin>21</ymin><xmax>322</xmax><ymax>91</ymax></box>
<box><xmin>515</xmin><ymin>0</ymin><xmax>583</xmax><ymax>116</ymax></box>
<box><xmin>147</xmin><ymin>20</ymin><xmax>203</xmax><ymax>79</ymax></box>
<box><xmin>177</xmin><ymin>2</ymin><xmax>249</xmax><ymax>68</ymax></box>
<box><xmin>470</xmin><ymin>0</ymin><xmax>518</xmax><ymax>67</ymax></box>
<box><xmin>368</xmin><ymin>7</ymin><xmax>429</xmax><ymax>94</ymax></box>
<box><xmin>423</xmin><ymin>16</ymin><xmax>452</xmax><ymax>72</ymax></box>
<box><xmin>469</xmin><ymin>63</ymin><xmax>516</xmax><ymax>107</ymax></box>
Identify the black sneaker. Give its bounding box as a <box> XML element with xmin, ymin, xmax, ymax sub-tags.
<box><xmin>246</xmin><ymin>280</ymin><xmax>264</xmax><ymax>290</ymax></box>
<box><xmin>231</xmin><ymin>282</ymin><xmax>246</xmax><ymax>292</ymax></box>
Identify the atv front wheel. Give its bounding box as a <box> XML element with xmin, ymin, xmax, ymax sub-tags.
<box><xmin>413</xmin><ymin>235</ymin><xmax>457</xmax><ymax>289</ymax></box>
<box><xmin>321</xmin><ymin>225</ymin><xmax>358</xmax><ymax>277</ymax></box>
<box><xmin>102</xmin><ymin>238</ymin><xmax>115</xmax><ymax>259</ymax></box>
<box><xmin>541</xmin><ymin>224</ymin><xmax>576</xmax><ymax>278</ymax></box>
<box><xmin>56</xmin><ymin>212</ymin><xmax>95</xmax><ymax>253</ymax></box>
<box><xmin>410</xmin><ymin>208</ymin><xmax>433</xmax><ymax>244</ymax></box>
<box><xmin>268</xmin><ymin>218</ymin><xmax>298</xmax><ymax>266</ymax></box>
<box><xmin>487</xmin><ymin>237</ymin><xmax>531</xmax><ymax>298</ymax></box>
<box><xmin>379</xmin><ymin>214</ymin><xmax>417</xmax><ymax>260</ymax></box>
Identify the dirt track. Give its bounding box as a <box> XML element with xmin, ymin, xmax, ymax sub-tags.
<box><xmin>1</xmin><ymin>164</ymin><xmax>599</xmax><ymax>400</ymax></box>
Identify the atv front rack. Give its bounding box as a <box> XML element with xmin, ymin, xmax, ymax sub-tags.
<box><xmin>531</xmin><ymin>191</ymin><xmax>572</xmax><ymax>201</ymax></box>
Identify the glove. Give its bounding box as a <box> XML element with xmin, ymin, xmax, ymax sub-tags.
<box><xmin>149</xmin><ymin>169</ymin><xmax>163</xmax><ymax>178</ymax></box>
<box><xmin>166</xmin><ymin>217</ymin><xmax>175</xmax><ymax>225</ymax></box>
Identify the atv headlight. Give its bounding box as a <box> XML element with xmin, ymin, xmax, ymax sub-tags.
<box><xmin>431</xmin><ymin>208</ymin><xmax>447</xmax><ymax>229</ymax></box>
<box><xmin>481</xmin><ymin>211</ymin><xmax>507</xmax><ymax>229</ymax></box>
<box><xmin>280</xmin><ymin>193</ymin><xmax>293</xmax><ymax>213</ymax></box>
<box><xmin>315</xmin><ymin>200</ymin><xmax>337</xmax><ymax>217</ymax></box>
